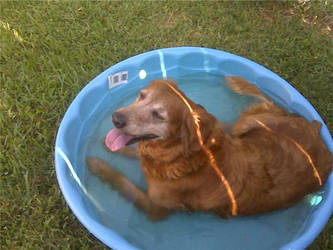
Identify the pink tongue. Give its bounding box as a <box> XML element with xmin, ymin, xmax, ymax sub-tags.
<box><xmin>105</xmin><ymin>128</ymin><xmax>134</xmax><ymax>152</ymax></box>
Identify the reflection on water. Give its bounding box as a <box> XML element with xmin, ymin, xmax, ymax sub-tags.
<box><xmin>77</xmin><ymin>73</ymin><xmax>323</xmax><ymax>250</ymax></box>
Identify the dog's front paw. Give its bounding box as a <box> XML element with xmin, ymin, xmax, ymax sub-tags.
<box><xmin>87</xmin><ymin>156</ymin><xmax>104</xmax><ymax>174</ymax></box>
<box><xmin>87</xmin><ymin>156</ymin><xmax>114</xmax><ymax>180</ymax></box>
<box><xmin>147</xmin><ymin>206</ymin><xmax>171</xmax><ymax>221</ymax></box>
<box><xmin>87</xmin><ymin>156</ymin><xmax>126</xmax><ymax>186</ymax></box>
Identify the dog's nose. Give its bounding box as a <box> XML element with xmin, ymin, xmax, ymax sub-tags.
<box><xmin>112</xmin><ymin>112</ymin><xmax>127</xmax><ymax>128</ymax></box>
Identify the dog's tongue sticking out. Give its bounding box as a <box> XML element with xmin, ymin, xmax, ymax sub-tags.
<box><xmin>105</xmin><ymin>129</ymin><xmax>134</xmax><ymax>152</ymax></box>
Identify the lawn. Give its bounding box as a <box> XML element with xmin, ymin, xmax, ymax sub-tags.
<box><xmin>1</xmin><ymin>1</ymin><xmax>332</xmax><ymax>249</ymax></box>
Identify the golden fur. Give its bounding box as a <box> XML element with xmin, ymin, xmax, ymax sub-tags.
<box><xmin>88</xmin><ymin>77</ymin><xmax>332</xmax><ymax>220</ymax></box>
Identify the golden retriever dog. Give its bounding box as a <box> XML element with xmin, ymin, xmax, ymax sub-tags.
<box><xmin>87</xmin><ymin>77</ymin><xmax>332</xmax><ymax>220</ymax></box>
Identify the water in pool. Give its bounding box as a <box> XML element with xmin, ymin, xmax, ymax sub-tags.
<box><xmin>78</xmin><ymin>73</ymin><xmax>323</xmax><ymax>250</ymax></box>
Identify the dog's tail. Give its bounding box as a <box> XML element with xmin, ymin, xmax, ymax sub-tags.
<box><xmin>225</xmin><ymin>76</ymin><xmax>271</xmax><ymax>103</ymax></box>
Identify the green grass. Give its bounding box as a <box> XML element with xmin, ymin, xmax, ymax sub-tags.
<box><xmin>1</xmin><ymin>1</ymin><xmax>332</xmax><ymax>249</ymax></box>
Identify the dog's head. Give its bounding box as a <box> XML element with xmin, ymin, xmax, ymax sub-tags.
<box><xmin>113</xmin><ymin>80</ymin><xmax>186</xmax><ymax>140</ymax></box>
<box><xmin>111</xmin><ymin>79</ymin><xmax>222</xmax><ymax>153</ymax></box>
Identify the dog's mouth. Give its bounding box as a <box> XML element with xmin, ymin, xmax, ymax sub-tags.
<box><xmin>105</xmin><ymin>128</ymin><xmax>158</xmax><ymax>152</ymax></box>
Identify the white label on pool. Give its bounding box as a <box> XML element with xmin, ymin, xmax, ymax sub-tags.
<box><xmin>108</xmin><ymin>71</ymin><xmax>128</xmax><ymax>89</ymax></box>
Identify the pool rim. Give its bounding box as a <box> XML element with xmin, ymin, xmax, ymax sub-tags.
<box><xmin>55</xmin><ymin>47</ymin><xmax>333</xmax><ymax>250</ymax></box>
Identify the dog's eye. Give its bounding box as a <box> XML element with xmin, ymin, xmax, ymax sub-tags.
<box><xmin>152</xmin><ymin>110</ymin><xmax>165</xmax><ymax>120</ymax></box>
<box><xmin>138</xmin><ymin>91</ymin><xmax>146</xmax><ymax>100</ymax></box>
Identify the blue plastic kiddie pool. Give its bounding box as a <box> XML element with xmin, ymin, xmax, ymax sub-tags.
<box><xmin>55</xmin><ymin>47</ymin><xmax>333</xmax><ymax>250</ymax></box>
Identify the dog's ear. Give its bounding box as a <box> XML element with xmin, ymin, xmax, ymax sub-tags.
<box><xmin>181</xmin><ymin>110</ymin><xmax>201</xmax><ymax>156</ymax></box>
<box><xmin>181</xmin><ymin>104</ymin><xmax>220</xmax><ymax>156</ymax></box>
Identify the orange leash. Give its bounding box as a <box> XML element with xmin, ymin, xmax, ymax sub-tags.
<box><xmin>254</xmin><ymin>118</ymin><xmax>322</xmax><ymax>186</ymax></box>
<box><xmin>164</xmin><ymin>82</ymin><xmax>238</xmax><ymax>216</ymax></box>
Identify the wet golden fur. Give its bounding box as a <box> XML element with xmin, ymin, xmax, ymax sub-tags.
<box><xmin>88</xmin><ymin>77</ymin><xmax>332</xmax><ymax>220</ymax></box>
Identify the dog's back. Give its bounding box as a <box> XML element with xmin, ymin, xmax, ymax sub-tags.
<box><xmin>224</xmin><ymin>77</ymin><xmax>332</xmax><ymax>215</ymax></box>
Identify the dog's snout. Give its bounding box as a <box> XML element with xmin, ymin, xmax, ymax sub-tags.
<box><xmin>112</xmin><ymin>112</ymin><xmax>126</xmax><ymax>128</ymax></box>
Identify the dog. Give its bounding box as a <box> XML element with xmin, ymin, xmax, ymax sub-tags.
<box><xmin>87</xmin><ymin>77</ymin><xmax>332</xmax><ymax>220</ymax></box>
